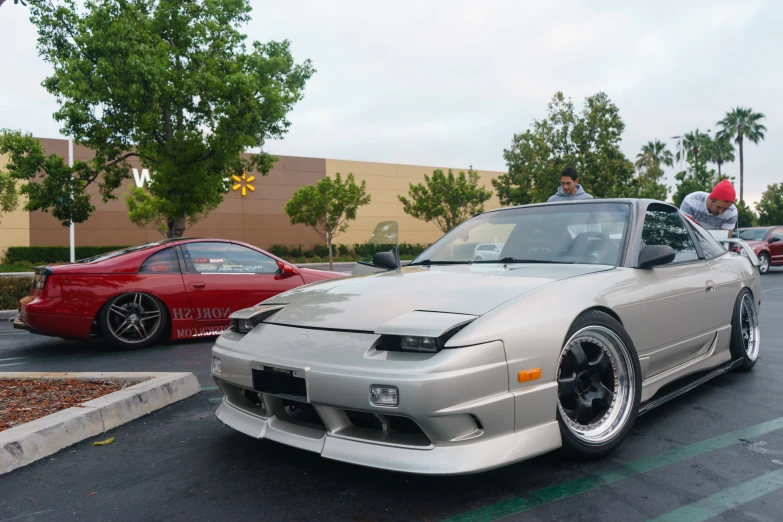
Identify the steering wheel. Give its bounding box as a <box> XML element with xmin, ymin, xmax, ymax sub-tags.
<box><xmin>564</xmin><ymin>231</ymin><xmax>614</xmax><ymax>261</ymax></box>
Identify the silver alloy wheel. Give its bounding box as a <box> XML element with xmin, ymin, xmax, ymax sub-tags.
<box><xmin>740</xmin><ymin>293</ymin><xmax>760</xmax><ymax>361</ymax></box>
<box><xmin>556</xmin><ymin>326</ymin><xmax>635</xmax><ymax>445</ymax></box>
<box><xmin>759</xmin><ymin>254</ymin><xmax>770</xmax><ymax>274</ymax></box>
<box><xmin>106</xmin><ymin>293</ymin><xmax>163</xmax><ymax>344</ymax></box>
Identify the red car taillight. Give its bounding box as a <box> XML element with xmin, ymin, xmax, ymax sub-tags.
<box><xmin>31</xmin><ymin>270</ymin><xmax>50</xmax><ymax>294</ymax></box>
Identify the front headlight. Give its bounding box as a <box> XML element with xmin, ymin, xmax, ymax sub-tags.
<box><xmin>228</xmin><ymin>304</ymin><xmax>287</xmax><ymax>335</ymax></box>
<box><xmin>231</xmin><ymin>318</ymin><xmax>256</xmax><ymax>334</ymax></box>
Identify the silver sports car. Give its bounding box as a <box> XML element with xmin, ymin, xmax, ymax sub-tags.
<box><xmin>210</xmin><ymin>199</ymin><xmax>762</xmax><ymax>474</ymax></box>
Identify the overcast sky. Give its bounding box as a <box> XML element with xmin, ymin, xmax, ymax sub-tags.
<box><xmin>1</xmin><ymin>0</ymin><xmax>780</xmax><ymax>206</ymax></box>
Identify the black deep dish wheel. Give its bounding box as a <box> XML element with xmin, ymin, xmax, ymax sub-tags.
<box><xmin>729</xmin><ymin>289</ymin><xmax>760</xmax><ymax>371</ymax></box>
<box><xmin>556</xmin><ymin>311</ymin><xmax>642</xmax><ymax>458</ymax></box>
<box><xmin>99</xmin><ymin>293</ymin><xmax>168</xmax><ymax>349</ymax></box>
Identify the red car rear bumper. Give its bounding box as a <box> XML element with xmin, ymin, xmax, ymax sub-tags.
<box><xmin>19</xmin><ymin>296</ymin><xmax>94</xmax><ymax>340</ymax></box>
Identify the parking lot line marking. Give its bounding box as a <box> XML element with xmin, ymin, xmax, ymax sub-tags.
<box><xmin>0</xmin><ymin>356</ymin><xmax>29</xmax><ymax>362</ymax></box>
<box><xmin>646</xmin><ymin>468</ymin><xmax>783</xmax><ymax>522</ymax></box>
<box><xmin>444</xmin><ymin>415</ymin><xmax>783</xmax><ymax>522</ymax></box>
<box><xmin>0</xmin><ymin>362</ymin><xmax>25</xmax><ymax>368</ymax></box>
<box><xmin>201</xmin><ymin>386</ymin><xmax>219</xmax><ymax>391</ymax></box>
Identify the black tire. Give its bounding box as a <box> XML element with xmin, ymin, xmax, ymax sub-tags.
<box><xmin>98</xmin><ymin>292</ymin><xmax>169</xmax><ymax>349</ymax></box>
<box><xmin>729</xmin><ymin>289</ymin><xmax>760</xmax><ymax>371</ymax></box>
<box><xmin>758</xmin><ymin>253</ymin><xmax>770</xmax><ymax>275</ymax></box>
<box><xmin>556</xmin><ymin>310</ymin><xmax>642</xmax><ymax>459</ymax></box>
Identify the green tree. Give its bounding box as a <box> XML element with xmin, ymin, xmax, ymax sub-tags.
<box><xmin>735</xmin><ymin>200</ymin><xmax>758</xmax><ymax>229</ymax></box>
<box><xmin>284</xmin><ymin>173</ymin><xmax>371</xmax><ymax>270</ymax></box>
<box><xmin>756</xmin><ymin>182</ymin><xmax>783</xmax><ymax>226</ymax></box>
<box><xmin>4</xmin><ymin>0</ymin><xmax>313</xmax><ymax>237</ymax></box>
<box><xmin>675</xmin><ymin>129</ymin><xmax>713</xmax><ymax>166</ymax></box>
<box><xmin>398</xmin><ymin>167</ymin><xmax>492</xmax><ymax>233</ymax></box>
<box><xmin>631</xmin><ymin>140</ymin><xmax>672</xmax><ymax>201</ymax></box>
<box><xmin>0</xmin><ymin>0</ymin><xmax>29</xmax><ymax>7</ymax></box>
<box><xmin>671</xmin><ymin>163</ymin><xmax>728</xmax><ymax>208</ymax></box>
<box><xmin>0</xmin><ymin>170</ymin><xmax>19</xmax><ymax>223</ymax></box>
<box><xmin>635</xmin><ymin>140</ymin><xmax>674</xmax><ymax>171</ymax></box>
<box><xmin>125</xmin><ymin>186</ymin><xmax>171</xmax><ymax>237</ymax></box>
<box><xmin>717</xmin><ymin>107</ymin><xmax>767</xmax><ymax>202</ymax></box>
<box><xmin>493</xmin><ymin>91</ymin><xmax>635</xmax><ymax>205</ymax></box>
<box><xmin>705</xmin><ymin>134</ymin><xmax>735</xmax><ymax>178</ymax></box>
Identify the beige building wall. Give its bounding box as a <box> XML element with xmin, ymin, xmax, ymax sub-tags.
<box><xmin>0</xmin><ymin>153</ymin><xmax>31</xmax><ymax>261</ymax></box>
<box><xmin>325</xmin><ymin>159</ymin><xmax>504</xmax><ymax>246</ymax></box>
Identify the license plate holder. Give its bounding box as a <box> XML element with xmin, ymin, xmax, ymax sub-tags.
<box><xmin>252</xmin><ymin>366</ymin><xmax>307</xmax><ymax>402</ymax></box>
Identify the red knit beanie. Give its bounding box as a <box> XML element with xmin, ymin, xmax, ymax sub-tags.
<box><xmin>710</xmin><ymin>179</ymin><xmax>736</xmax><ymax>203</ymax></box>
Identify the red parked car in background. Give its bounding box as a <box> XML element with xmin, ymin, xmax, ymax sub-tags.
<box><xmin>14</xmin><ymin>238</ymin><xmax>346</xmax><ymax>348</ymax></box>
<box><xmin>733</xmin><ymin>226</ymin><xmax>783</xmax><ymax>274</ymax></box>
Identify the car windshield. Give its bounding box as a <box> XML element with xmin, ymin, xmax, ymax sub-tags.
<box><xmin>736</xmin><ymin>228</ymin><xmax>769</xmax><ymax>241</ymax></box>
<box><xmin>411</xmin><ymin>202</ymin><xmax>631</xmax><ymax>266</ymax></box>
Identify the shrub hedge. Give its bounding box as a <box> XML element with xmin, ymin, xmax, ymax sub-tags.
<box><xmin>269</xmin><ymin>243</ymin><xmax>428</xmax><ymax>262</ymax></box>
<box><xmin>0</xmin><ymin>276</ymin><xmax>32</xmax><ymax>310</ymax></box>
<box><xmin>3</xmin><ymin>246</ymin><xmax>129</xmax><ymax>265</ymax></box>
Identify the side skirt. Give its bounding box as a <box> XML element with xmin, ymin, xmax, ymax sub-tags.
<box><xmin>638</xmin><ymin>358</ymin><xmax>745</xmax><ymax>416</ymax></box>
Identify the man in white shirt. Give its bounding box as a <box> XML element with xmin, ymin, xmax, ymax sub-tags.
<box><xmin>679</xmin><ymin>179</ymin><xmax>738</xmax><ymax>232</ymax></box>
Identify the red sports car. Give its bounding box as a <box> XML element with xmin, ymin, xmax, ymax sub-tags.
<box><xmin>14</xmin><ymin>238</ymin><xmax>346</xmax><ymax>348</ymax></box>
<box><xmin>733</xmin><ymin>226</ymin><xmax>783</xmax><ymax>274</ymax></box>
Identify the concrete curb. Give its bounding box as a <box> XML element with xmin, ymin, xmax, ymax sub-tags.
<box><xmin>0</xmin><ymin>372</ymin><xmax>201</xmax><ymax>475</ymax></box>
<box><xmin>0</xmin><ymin>310</ymin><xmax>17</xmax><ymax>320</ymax></box>
<box><xmin>0</xmin><ymin>272</ymin><xmax>34</xmax><ymax>277</ymax></box>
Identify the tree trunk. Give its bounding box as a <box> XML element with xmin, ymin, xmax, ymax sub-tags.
<box><xmin>717</xmin><ymin>161</ymin><xmax>722</xmax><ymax>178</ymax></box>
<box><xmin>739</xmin><ymin>134</ymin><xmax>744</xmax><ymax>203</ymax></box>
<box><xmin>167</xmin><ymin>216</ymin><xmax>186</xmax><ymax>238</ymax></box>
<box><xmin>327</xmin><ymin>238</ymin><xmax>333</xmax><ymax>271</ymax></box>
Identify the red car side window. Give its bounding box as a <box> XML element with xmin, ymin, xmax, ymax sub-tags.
<box><xmin>139</xmin><ymin>248</ymin><xmax>182</xmax><ymax>273</ymax></box>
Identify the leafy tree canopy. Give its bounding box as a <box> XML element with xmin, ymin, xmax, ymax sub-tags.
<box><xmin>735</xmin><ymin>200</ymin><xmax>757</xmax><ymax>229</ymax></box>
<box><xmin>493</xmin><ymin>92</ymin><xmax>636</xmax><ymax>206</ymax></box>
<box><xmin>398</xmin><ymin>167</ymin><xmax>492</xmax><ymax>233</ymax></box>
<box><xmin>756</xmin><ymin>182</ymin><xmax>783</xmax><ymax>227</ymax></box>
<box><xmin>284</xmin><ymin>173</ymin><xmax>371</xmax><ymax>270</ymax></box>
<box><xmin>2</xmin><ymin>0</ymin><xmax>314</xmax><ymax>237</ymax></box>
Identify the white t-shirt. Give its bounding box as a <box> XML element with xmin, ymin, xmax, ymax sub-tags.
<box><xmin>680</xmin><ymin>192</ymin><xmax>738</xmax><ymax>231</ymax></box>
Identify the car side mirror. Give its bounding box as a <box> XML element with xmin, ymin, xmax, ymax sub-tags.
<box><xmin>770</xmin><ymin>237</ymin><xmax>780</xmax><ymax>244</ymax></box>
<box><xmin>638</xmin><ymin>245</ymin><xmax>677</xmax><ymax>269</ymax></box>
<box><xmin>276</xmin><ymin>261</ymin><xmax>299</xmax><ymax>278</ymax></box>
<box><xmin>372</xmin><ymin>250</ymin><xmax>400</xmax><ymax>270</ymax></box>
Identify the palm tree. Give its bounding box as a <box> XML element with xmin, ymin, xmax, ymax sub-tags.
<box><xmin>706</xmin><ymin>135</ymin><xmax>735</xmax><ymax>178</ymax></box>
<box><xmin>675</xmin><ymin>129</ymin><xmax>712</xmax><ymax>166</ymax></box>
<box><xmin>635</xmin><ymin>140</ymin><xmax>674</xmax><ymax>171</ymax></box>
<box><xmin>717</xmin><ymin>107</ymin><xmax>767</xmax><ymax>202</ymax></box>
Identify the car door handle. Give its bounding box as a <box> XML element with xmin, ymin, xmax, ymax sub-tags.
<box><xmin>189</xmin><ymin>282</ymin><xmax>206</xmax><ymax>289</ymax></box>
<box><xmin>705</xmin><ymin>280</ymin><xmax>715</xmax><ymax>293</ymax></box>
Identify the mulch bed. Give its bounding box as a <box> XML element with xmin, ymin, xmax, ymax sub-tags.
<box><xmin>0</xmin><ymin>379</ymin><xmax>135</xmax><ymax>432</ymax></box>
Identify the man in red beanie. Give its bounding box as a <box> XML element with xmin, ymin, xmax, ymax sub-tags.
<box><xmin>679</xmin><ymin>179</ymin><xmax>738</xmax><ymax>232</ymax></box>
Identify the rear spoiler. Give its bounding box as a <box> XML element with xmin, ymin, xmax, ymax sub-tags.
<box><xmin>718</xmin><ymin>238</ymin><xmax>760</xmax><ymax>267</ymax></box>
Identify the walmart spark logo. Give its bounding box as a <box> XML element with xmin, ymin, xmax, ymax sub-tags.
<box><xmin>232</xmin><ymin>172</ymin><xmax>255</xmax><ymax>197</ymax></box>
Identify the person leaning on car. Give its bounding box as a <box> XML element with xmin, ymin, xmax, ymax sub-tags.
<box><xmin>548</xmin><ymin>167</ymin><xmax>594</xmax><ymax>202</ymax></box>
<box><xmin>679</xmin><ymin>179</ymin><xmax>738</xmax><ymax>232</ymax></box>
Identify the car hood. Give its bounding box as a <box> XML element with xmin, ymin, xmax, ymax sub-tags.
<box><xmin>263</xmin><ymin>263</ymin><xmax>612</xmax><ymax>331</ymax></box>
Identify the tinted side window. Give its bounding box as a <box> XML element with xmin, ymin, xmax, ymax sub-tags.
<box><xmin>181</xmin><ymin>243</ymin><xmax>279</xmax><ymax>274</ymax></box>
<box><xmin>641</xmin><ymin>209</ymin><xmax>699</xmax><ymax>263</ymax></box>
<box><xmin>686</xmin><ymin>221</ymin><xmax>726</xmax><ymax>259</ymax></box>
<box><xmin>139</xmin><ymin>248</ymin><xmax>181</xmax><ymax>273</ymax></box>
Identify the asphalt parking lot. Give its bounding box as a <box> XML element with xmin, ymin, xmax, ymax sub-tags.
<box><xmin>1</xmin><ymin>269</ymin><xmax>783</xmax><ymax>522</ymax></box>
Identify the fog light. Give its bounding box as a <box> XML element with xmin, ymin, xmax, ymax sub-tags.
<box><xmin>212</xmin><ymin>357</ymin><xmax>222</xmax><ymax>375</ymax></box>
<box><xmin>370</xmin><ymin>385</ymin><xmax>398</xmax><ymax>407</ymax></box>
